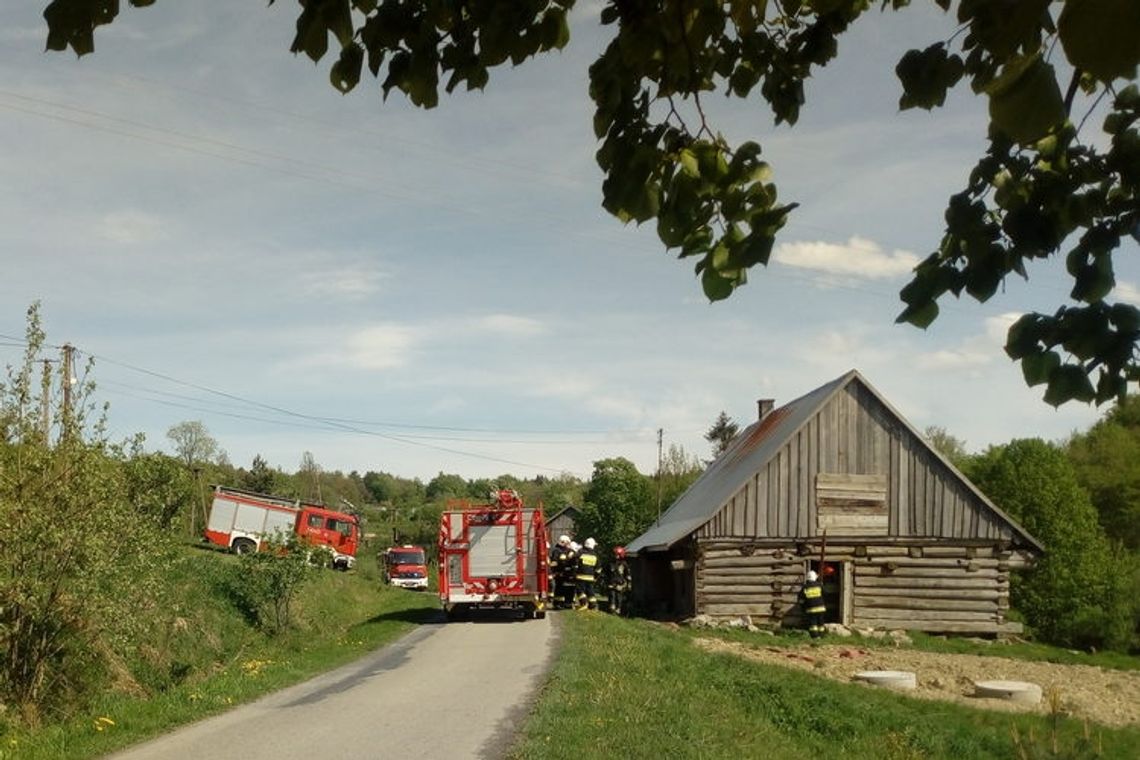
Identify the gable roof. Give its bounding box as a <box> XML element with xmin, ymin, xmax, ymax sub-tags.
<box><xmin>545</xmin><ymin>505</ymin><xmax>580</xmax><ymax>523</ymax></box>
<box><xmin>627</xmin><ymin>369</ymin><xmax>1043</xmax><ymax>555</ymax></box>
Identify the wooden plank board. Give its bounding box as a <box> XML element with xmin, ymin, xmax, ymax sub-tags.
<box><xmin>854</xmin><ymin>608</ymin><xmax>999</xmax><ymax>622</ymax></box>
<box><xmin>855</xmin><ymin>576</ymin><xmax>1006</xmax><ymax>590</ymax></box>
<box><xmin>819</xmin><ymin>514</ymin><xmax>889</xmax><ymax>529</ymax></box>
<box><xmin>855</xmin><ymin>595</ymin><xmax>999</xmax><ymax>612</ymax></box>
<box><xmin>855</xmin><ymin>586</ymin><xmax>1003</xmax><ymax>601</ymax></box>
<box><xmin>818</xmin><ymin>473</ymin><xmax>888</xmax><ymax>490</ymax></box>
<box><xmin>701</xmin><ymin>603</ymin><xmax>780</xmax><ymax>617</ymax></box>
<box><xmin>858</xmin><ymin>567</ymin><xmax>1003</xmax><ymax>579</ymax></box>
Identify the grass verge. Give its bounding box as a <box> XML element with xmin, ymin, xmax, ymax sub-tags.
<box><xmin>508</xmin><ymin>612</ymin><xmax>1140</xmax><ymax>760</ymax></box>
<box><xmin>1</xmin><ymin>547</ymin><xmax>438</xmax><ymax>760</ymax></box>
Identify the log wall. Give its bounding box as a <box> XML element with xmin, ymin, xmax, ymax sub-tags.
<box><xmin>694</xmin><ymin>538</ymin><xmax>1027</xmax><ymax>634</ymax></box>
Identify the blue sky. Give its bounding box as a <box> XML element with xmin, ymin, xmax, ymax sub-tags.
<box><xmin>2</xmin><ymin>2</ymin><xmax>1136</xmax><ymax>481</ymax></box>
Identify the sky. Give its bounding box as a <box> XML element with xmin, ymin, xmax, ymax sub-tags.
<box><xmin>2</xmin><ymin>2</ymin><xmax>1136</xmax><ymax>482</ymax></box>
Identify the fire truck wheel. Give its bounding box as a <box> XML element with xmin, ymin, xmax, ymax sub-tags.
<box><xmin>232</xmin><ymin>539</ymin><xmax>256</xmax><ymax>555</ymax></box>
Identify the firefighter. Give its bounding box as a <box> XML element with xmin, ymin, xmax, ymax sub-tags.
<box><xmin>605</xmin><ymin>546</ymin><xmax>631</xmax><ymax>616</ymax></box>
<box><xmin>574</xmin><ymin>537</ymin><xmax>599</xmax><ymax>610</ymax></box>
<box><xmin>799</xmin><ymin>569</ymin><xmax>826</xmax><ymax>638</ymax></box>
<box><xmin>549</xmin><ymin>535</ymin><xmax>575</xmax><ymax>609</ymax></box>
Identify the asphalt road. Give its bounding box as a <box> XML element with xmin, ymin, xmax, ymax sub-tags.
<box><xmin>105</xmin><ymin>611</ymin><xmax>557</xmax><ymax>760</ymax></box>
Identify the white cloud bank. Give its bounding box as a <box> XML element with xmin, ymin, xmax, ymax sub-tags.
<box><xmin>773</xmin><ymin>236</ymin><xmax>919</xmax><ymax>280</ymax></box>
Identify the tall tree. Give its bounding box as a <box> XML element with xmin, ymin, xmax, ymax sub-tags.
<box><xmin>425</xmin><ymin>471</ymin><xmax>467</xmax><ymax>501</ymax></box>
<box><xmin>165</xmin><ymin>420</ymin><xmax>219</xmax><ymax>469</ymax></box>
<box><xmin>242</xmin><ymin>454</ymin><xmax>279</xmax><ymax>495</ymax></box>
<box><xmin>300</xmin><ymin>450</ymin><xmax>323</xmax><ymax>503</ymax></box>
<box><xmin>1066</xmin><ymin>396</ymin><xmax>1140</xmax><ymax>550</ymax></box>
<box><xmin>41</xmin><ymin>1</ymin><xmax>1140</xmax><ymax>405</ymax></box>
<box><xmin>923</xmin><ymin>425</ymin><xmax>969</xmax><ymax>468</ymax></box>
<box><xmin>965</xmin><ymin>439</ymin><xmax>1132</xmax><ymax>650</ymax></box>
<box><xmin>657</xmin><ymin>443</ymin><xmax>704</xmax><ymax>511</ymax></box>
<box><xmin>704</xmin><ymin>411</ymin><xmax>739</xmax><ymax>458</ymax></box>
<box><xmin>577</xmin><ymin>457</ymin><xmax>654</xmax><ymax>552</ymax></box>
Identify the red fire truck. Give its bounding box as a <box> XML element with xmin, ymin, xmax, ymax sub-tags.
<box><xmin>382</xmin><ymin>544</ymin><xmax>430</xmax><ymax>590</ymax></box>
<box><xmin>438</xmin><ymin>489</ymin><xmax>549</xmax><ymax>621</ymax></box>
<box><xmin>204</xmin><ymin>485</ymin><xmax>359</xmax><ymax>570</ymax></box>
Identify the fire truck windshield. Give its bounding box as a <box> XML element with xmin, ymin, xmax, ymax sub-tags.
<box><xmin>390</xmin><ymin>550</ymin><xmax>425</xmax><ymax>565</ymax></box>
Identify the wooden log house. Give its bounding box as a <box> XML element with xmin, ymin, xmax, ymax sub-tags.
<box><xmin>626</xmin><ymin>370</ymin><xmax>1041</xmax><ymax>635</ymax></box>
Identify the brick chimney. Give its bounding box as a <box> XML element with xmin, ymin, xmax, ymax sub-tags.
<box><xmin>757</xmin><ymin>398</ymin><xmax>775</xmax><ymax>421</ymax></box>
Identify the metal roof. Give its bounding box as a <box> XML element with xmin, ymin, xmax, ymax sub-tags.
<box><xmin>626</xmin><ymin>369</ymin><xmax>1042</xmax><ymax>555</ymax></box>
<box><xmin>627</xmin><ymin>371</ymin><xmax>851</xmax><ymax>554</ymax></box>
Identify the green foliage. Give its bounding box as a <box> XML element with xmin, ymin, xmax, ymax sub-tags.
<box><xmin>0</xmin><ymin>305</ymin><xmax>176</xmax><ymax>724</ymax></box>
<box><xmin>704</xmin><ymin>410</ymin><xmax>739</xmax><ymax>458</ymax></box>
<box><xmin>577</xmin><ymin>457</ymin><xmax>654</xmax><ymax>551</ymax></box>
<box><xmin>425</xmin><ymin>471</ymin><xmax>468</xmax><ymax>500</ymax></box>
<box><xmin>219</xmin><ymin>534</ymin><xmax>316</xmax><ymax>635</ymax></box>
<box><xmin>239</xmin><ymin>454</ymin><xmax>279</xmax><ymax>495</ymax></box>
<box><xmin>40</xmin><ymin>2</ymin><xmax>1140</xmax><ymax>403</ymax></box>
<box><xmin>1066</xmin><ymin>396</ymin><xmax>1140</xmax><ymax>551</ymax></box>
<box><xmin>923</xmin><ymin>425</ymin><xmax>970</xmax><ymax>468</ymax></box>
<box><xmin>656</xmin><ymin>443</ymin><xmax>703</xmax><ymax>510</ymax></box>
<box><xmin>164</xmin><ymin>420</ymin><xmax>220</xmax><ymax>469</ymax></box>
<box><xmin>964</xmin><ymin>439</ymin><xmax>1132</xmax><ymax>650</ymax></box>
<box><xmin>119</xmin><ymin>436</ymin><xmax>195</xmax><ymax>530</ymax></box>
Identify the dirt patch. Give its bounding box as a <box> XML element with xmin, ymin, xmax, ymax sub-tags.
<box><xmin>693</xmin><ymin>638</ymin><xmax>1140</xmax><ymax>728</ymax></box>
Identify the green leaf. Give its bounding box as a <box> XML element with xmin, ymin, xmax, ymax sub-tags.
<box><xmin>1059</xmin><ymin>0</ymin><xmax>1140</xmax><ymax>83</ymax></box>
<box><xmin>896</xmin><ymin>300</ymin><xmax>940</xmax><ymax>329</ymax></box>
<box><xmin>330</xmin><ymin>42</ymin><xmax>364</xmax><ymax>94</ymax></box>
<box><xmin>1021</xmin><ymin>350</ymin><xmax>1060</xmax><ymax>387</ymax></box>
<box><xmin>986</xmin><ymin>55</ymin><xmax>1065</xmax><ymax>145</ymax></box>
<box><xmin>679</xmin><ymin>149</ymin><xmax>699</xmax><ymax>178</ymax></box>
<box><xmin>701</xmin><ymin>263</ymin><xmax>735</xmax><ymax>302</ymax></box>
<box><xmin>1043</xmin><ymin>365</ymin><xmax>1096</xmax><ymax>407</ymax></box>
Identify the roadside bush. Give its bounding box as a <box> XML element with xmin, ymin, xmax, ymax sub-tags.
<box><xmin>0</xmin><ymin>306</ymin><xmax>175</xmax><ymax>725</ymax></box>
<box><xmin>221</xmin><ymin>534</ymin><xmax>315</xmax><ymax>634</ymax></box>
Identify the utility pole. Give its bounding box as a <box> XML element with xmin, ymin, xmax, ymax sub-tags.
<box><xmin>60</xmin><ymin>343</ymin><xmax>75</xmax><ymax>422</ymax></box>
<box><xmin>40</xmin><ymin>358</ymin><xmax>53</xmax><ymax>441</ymax></box>
<box><xmin>655</xmin><ymin>427</ymin><xmax>664</xmax><ymax>523</ymax></box>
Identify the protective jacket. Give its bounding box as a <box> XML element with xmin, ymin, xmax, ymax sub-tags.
<box><xmin>606</xmin><ymin>559</ymin><xmax>630</xmax><ymax>590</ymax></box>
<box><xmin>799</xmin><ymin>579</ymin><xmax>825</xmax><ymax>614</ymax></box>
<box><xmin>575</xmin><ymin>548</ymin><xmax>598</xmax><ymax>581</ymax></box>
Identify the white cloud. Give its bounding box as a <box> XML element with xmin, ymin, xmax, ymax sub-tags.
<box><xmin>308</xmin><ymin>324</ymin><xmax>417</xmax><ymax>371</ymax></box>
<box><xmin>299</xmin><ymin>266</ymin><xmax>388</xmax><ymax>298</ymax></box>
<box><xmin>773</xmin><ymin>236</ymin><xmax>919</xmax><ymax>281</ymax></box>
<box><xmin>1114</xmin><ymin>280</ymin><xmax>1140</xmax><ymax>306</ymax></box>
<box><xmin>915</xmin><ymin>348</ymin><xmax>991</xmax><ymax>370</ymax></box>
<box><xmin>96</xmin><ymin>210</ymin><xmax>167</xmax><ymax>244</ymax></box>
<box><xmin>474</xmin><ymin>314</ymin><xmax>545</xmax><ymax>337</ymax></box>
<box><xmin>984</xmin><ymin>312</ymin><xmax>1021</xmax><ymax>346</ymax></box>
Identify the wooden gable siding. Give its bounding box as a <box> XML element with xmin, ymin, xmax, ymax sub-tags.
<box><xmin>698</xmin><ymin>383</ymin><xmax>1015</xmax><ymax>542</ymax></box>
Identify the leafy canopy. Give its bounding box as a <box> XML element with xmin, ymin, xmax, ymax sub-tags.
<box><xmin>41</xmin><ymin>0</ymin><xmax>1140</xmax><ymax>406</ymax></box>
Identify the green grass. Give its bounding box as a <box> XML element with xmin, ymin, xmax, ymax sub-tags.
<box><xmin>508</xmin><ymin>613</ymin><xmax>1140</xmax><ymax>760</ymax></box>
<box><xmin>1</xmin><ymin>547</ymin><xmax>438</xmax><ymax>760</ymax></box>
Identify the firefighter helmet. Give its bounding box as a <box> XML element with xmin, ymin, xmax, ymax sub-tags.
<box><xmin>806</xmin><ymin>570</ymin><xmax>819</xmax><ymax>582</ymax></box>
<box><xmin>584</xmin><ymin>537</ymin><xmax>597</xmax><ymax>550</ymax></box>
<box><xmin>558</xmin><ymin>534</ymin><xmax>570</xmax><ymax>546</ymax></box>
<box><xmin>614</xmin><ymin>546</ymin><xmax>626</xmax><ymax>558</ymax></box>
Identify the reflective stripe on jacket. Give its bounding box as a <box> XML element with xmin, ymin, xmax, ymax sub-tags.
<box><xmin>800</xmin><ymin>581</ymin><xmax>825</xmax><ymax>614</ymax></box>
<box><xmin>576</xmin><ymin>549</ymin><xmax>598</xmax><ymax>581</ymax></box>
